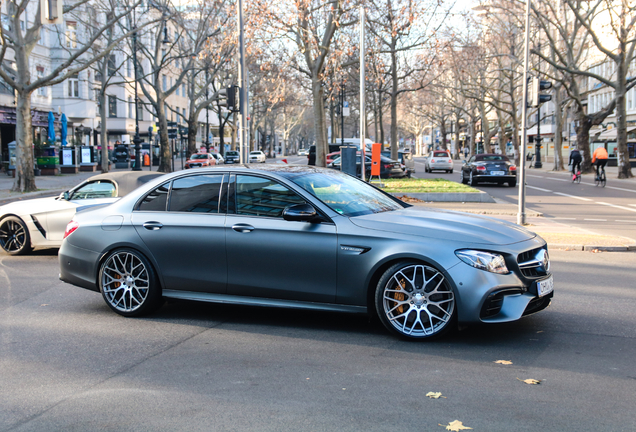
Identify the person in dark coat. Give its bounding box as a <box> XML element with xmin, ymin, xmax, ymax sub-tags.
<box><xmin>569</xmin><ymin>147</ymin><xmax>582</xmax><ymax>179</ymax></box>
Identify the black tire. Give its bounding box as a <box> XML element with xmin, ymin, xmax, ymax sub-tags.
<box><xmin>450</xmin><ymin>169</ymin><xmax>454</xmax><ymax>174</ymax></box>
<box><xmin>469</xmin><ymin>171</ymin><xmax>478</xmax><ymax>186</ymax></box>
<box><xmin>508</xmin><ymin>179</ymin><xmax>517</xmax><ymax>187</ymax></box>
<box><xmin>0</xmin><ymin>216</ymin><xmax>32</xmax><ymax>255</ymax></box>
<box><xmin>99</xmin><ymin>248</ymin><xmax>163</xmax><ymax>317</ymax></box>
<box><xmin>461</xmin><ymin>171</ymin><xmax>468</xmax><ymax>184</ymax></box>
<box><xmin>375</xmin><ymin>261</ymin><xmax>456</xmax><ymax>340</ymax></box>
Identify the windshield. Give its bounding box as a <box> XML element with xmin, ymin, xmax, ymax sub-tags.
<box><xmin>286</xmin><ymin>170</ymin><xmax>404</xmax><ymax>217</ymax></box>
<box><xmin>226</xmin><ymin>151</ymin><xmax>239</xmax><ymax>156</ymax></box>
<box><xmin>191</xmin><ymin>154</ymin><xmax>208</xmax><ymax>160</ymax></box>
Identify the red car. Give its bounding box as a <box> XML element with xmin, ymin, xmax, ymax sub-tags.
<box><xmin>184</xmin><ymin>153</ymin><xmax>217</xmax><ymax>169</ymax></box>
<box><xmin>326</xmin><ymin>151</ymin><xmax>341</xmax><ymax>164</ymax></box>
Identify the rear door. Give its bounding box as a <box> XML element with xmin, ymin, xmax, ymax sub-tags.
<box><xmin>132</xmin><ymin>173</ymin><xmax>228</xmax><ymax>293</ymax></box>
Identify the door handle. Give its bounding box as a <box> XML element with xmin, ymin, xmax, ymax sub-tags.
<box><xmin>143</xmin><ymin>221</ymin><xmax>163</xmax><ymax>230</ymax></box>
<box><xmin>232</xmin><ymin>224</ymin><xmax>254</xmax><ymax>233</ymax></box>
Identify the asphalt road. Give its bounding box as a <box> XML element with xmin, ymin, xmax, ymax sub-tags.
<box><xmin>1</xmin><ymin>250</ymin><xmax>635</xmax><ymax>431</ymax></box>
<box><xmin>412</xmin><ymin>157</ymin><xmax>636</xmax><ymax>241</ymax></box>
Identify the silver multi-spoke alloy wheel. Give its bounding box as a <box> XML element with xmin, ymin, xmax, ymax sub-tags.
<box><xmin>99</xmin><ymin>249</ymin><xmax>161</xmax><ymax>316</ymax></box>
<box><xmin>376</xmin><ymin>262</ymin><xmax>455</xmax><ymax>339</ymax></box>
<box><xmin>0</xmin><ymin>216</ymin><xmax>32</xmax><ymax>255</ymax></box>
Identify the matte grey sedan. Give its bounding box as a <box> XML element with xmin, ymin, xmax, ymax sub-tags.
<box><xmin>59</xmin><ymin>165</ymin><xmax>553</xmax><ymax>340</ymax></box>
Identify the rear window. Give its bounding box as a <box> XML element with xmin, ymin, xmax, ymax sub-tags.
<box><xmin>433</xmin><ymin>151</ymin><xmax>449</xmax><ymax>157</ymax></box>
<box><xmin>226</xmin><ymin>151</ymin><xmax>239</xmax><ymax>156</ymax></box>
<box><xmin>475</xmin><ymin>155</ymin><xmax>509</xmax><ymax>162</ymax></box>
<box><xmin>191</xmin><ymin>154</ymin><xmax>208</xmax><ymax>159</ymax></box>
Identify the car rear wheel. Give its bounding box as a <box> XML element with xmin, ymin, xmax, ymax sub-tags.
<box><xmin>461</xmin><ymin>171</ymin><xmax>468</xmax><ymax>184</ymax></box>
<box><xmin>375</xmin><ymin>261</ymin><xmax>456</xmax><ymax>340</ymax></box>
<box><xmin>508</xmin><ymin>179</ymin><xmax>517</xmax><ymax>187</ymax></box>
<box><xmin>99</xmin><ymin>249</ymin><xmax>163</xmax><ymax>317</ymax></box>
<box><xmin>0</xmin><ymin>216</ymin><xmax>32</xmax><ymax>255</ymax></box>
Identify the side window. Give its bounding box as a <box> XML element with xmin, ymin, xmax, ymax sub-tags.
<box><xmin>235</xmin><ymin>175</ymin><xmax>305</xmax><ymax>218</ymax></box>
<box><xmin>169</xmin><ymin>174</ymin><xmax>224</xmax><ymax>213</ymax></box>
<box><xmin>468</xmin><ymin>156</ymin><xmax>475</xmax><ymax>164</ymax></box>
<box><xmin>137</xmin><ymin>182</ymin><xmax>170</xmax><ymax>211</ymax></box>
<box><xmin>71</xmin><ymin>181</ymin><xmax>116</xmax><ymax>199</ymax></box>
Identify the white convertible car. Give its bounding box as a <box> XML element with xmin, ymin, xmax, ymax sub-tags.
<box><xmin>0</xmin><ymin>171</ymin><xmax>163</xmax><ymax>255</ymax></box>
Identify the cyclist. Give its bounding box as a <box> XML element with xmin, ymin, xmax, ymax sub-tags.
<box><xmin>591</xmin><ymin>146</ymin><xmax>608</xmax><ymax>181</ymax></box>
<box><xmin>569</xmin><ymin>147</ymin><xmax>582</xmax><ymax>180</ymax></box>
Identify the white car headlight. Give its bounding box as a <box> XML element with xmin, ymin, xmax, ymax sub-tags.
<box><xmin>455</xmin><ymin>250</ymin><xmax>509</xmax><ymax>274</ymax></box>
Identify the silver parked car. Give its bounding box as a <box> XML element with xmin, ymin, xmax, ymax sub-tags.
<box><xmin>59</xmin><ymin>165</ymin><xmax>553</xmax><ymax>340</ymax></box>
<box><xmin>0</xmin><ymin>171</ymin><xmax>163</xmax><ymax>255</ymax></box>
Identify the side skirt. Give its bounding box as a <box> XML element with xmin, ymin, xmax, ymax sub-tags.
<box><xmin>162</xmin><ymin>290</ymin><xmax>368</xmax><ymax>314</ymax></box>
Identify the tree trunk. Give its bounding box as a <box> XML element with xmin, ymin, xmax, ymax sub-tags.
<box><xmin>311</xmin><ymin>78</ymin><xmax>328</xmax><ymax>167</ymax></box>
<box><xmin>13</xmin><ymin>91</ymin><xmax>37</xmax><ymax>192</ymax></box>
<box><xmin>99</xmin><ymin>92</ymin><xmax>109</xmax><ymax>172</ymax></box>
<box><xmin>575</xmin><ymin>112</ymin><xmax>593</xmax><ymax>173</ymax></box>
<box><xmin>157</xmin><ymin>102</ymin><xmax>171</xmax><ymax>172</ymax></box>
<box><xmin>378</xmin><ymin>88</ymin><xmax>385</xmax><ymax>144</ymax></box>
<box><xmin>553</xmin><ymin>85</ymin><xmax>564</xmax><ymax>171</ymax></box>
<box><xmin>615</xmin><ymin>63</ymin><xmax>634</xmax><ymax>178</ymax></box>
<box><xmin>439</xmin><ymin>119</ymin><xmax>447</xmax><ymax>150</ymax></box>
<box><xmin>187</xmin><ymin>113</ymin><xmax>198</xmax><ymax>157</ymax></box>
<box><xmin>390</xmin><ymin>48</ymin><xmax>399</xmax><ymax>160</ymax></box>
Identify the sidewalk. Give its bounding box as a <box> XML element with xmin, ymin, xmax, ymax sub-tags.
<box><xmin>2</xmin><ymin>162</ymin><xmax>635</xmax><ymax>252</ymax></box>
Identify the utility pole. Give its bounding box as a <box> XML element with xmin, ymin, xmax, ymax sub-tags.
<box><xmin>132</xmin><ymin>20</ymin><xmax>142</xmax><ymax>171</ymax></box>
<box><xmin>237</xmin><ymin>0</ymin><xmax>249</xmax><ymax>163</ymax></box>
<box><xmin>534</xmin><ymin>42</ymin><xmax>542</xmax><ymax>168</ymax></box>
<box><xmin>517</xmin><ymin>0</ymin><xmax>531</xmax><ymax>226</ymax></box>
<box><xmin>359</xmin><ymin>5</ymin><xmax>366</xmax><ymax>181</ymax></box>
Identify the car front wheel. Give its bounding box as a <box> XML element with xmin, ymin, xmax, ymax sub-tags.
<box><xmin>0</xmin><ymin>216</ymin><xmax>32</xmax><ymax>255</ymax></box>
<box><xmin>99</xmin><ymin>249</ymin><xmax>163</xmax><ymax>317</ymax></box>
<box><xmin>469</xmin><ymin>171</ymin><xmax>478</xmax><ymax>186</ymax></box>
<box><xmin>375</xmin><ymin>261</ymin><xmax>455</xmax><ymax>340</ymax></box>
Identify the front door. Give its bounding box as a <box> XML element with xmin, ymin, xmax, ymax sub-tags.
<box><xmin>225</xmin><ymin>174</ymin><xmax>337</xmax><ymax>303</ymax></box>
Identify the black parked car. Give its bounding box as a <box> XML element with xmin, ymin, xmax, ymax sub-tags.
<box><xmin>461</xmin><ymin>153</ymin><xmax>517</xmax><ymax>187</ymax></box>
<box><xmin>307</xmin><ymin>144</ymin><xmax>344</xmax><ymax>165</ymax></box>
<box><xmin>224</xmin><ymin>150</ymin><xmax>240</xmax><ymax>164</ymax></box>
<box><xmin>381</xmin><ymin>150</ymin><xmax>415</xmax><ymax>177</ymax></box>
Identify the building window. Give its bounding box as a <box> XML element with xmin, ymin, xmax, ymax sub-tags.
<box><xmin>182</xmin><ymin>83</ymin><xmax>186</xmax><ymax>96</ymax></box>
<box><xmin>127</xmin><ymin>59</ymin><xmax>132</xmax><ymax>77</ymax></box>
<box><xmin>108</xmin><ymin>96</ymin><xmax>117</xmax><ymax>118</ymax></box>
<box><xmin>176</xmin><ymin>83</ymin><xmax>180</xmax><ymax>96</ymax></box>
<box><xmin>162</xmin><ymin>75</ymin><xmax>167</xmax><ymax>91</ymax></box>
<box><xmin>68</xmin><ymin>74</ymin><xmax>79</xmax><ymax>97</ymax></box>
<box><xmin>182</xmin><ymin>107</ymin><xmax>186</xmax><ymax>120</ymax></box>
<box><xmin>66</xmin><ymin>21</ymin><xmax>77</xmax><ymax>48</ymax></box>
<box><xmin>129</xmin><ymin>97</ymin><xmax>134</xmax><ymax>118</ymax></box>
<box><xmin>37</xmin><ymin>66</ymin><xmax>47</xmax><ymax>97</ymax></box>
<box><xmin>108</xmin><ymin>54</ymin><xmax>117</xmax><ymax>77</ymax></box>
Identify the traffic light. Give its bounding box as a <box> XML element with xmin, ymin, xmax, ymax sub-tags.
<box><xmin>226</xmin><ymin>85</ymin><xmax>239</xmax><ymax>112</ymax></box>
<box><xmin>529</xmin><ymin>77</ymin><xmax>552</xmax><ymax>107</ymax></box>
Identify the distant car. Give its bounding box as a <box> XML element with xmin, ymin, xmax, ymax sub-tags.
<box><xmin>326</xmin><ymin>151</ymin><xmax>341</xmax><ymax>164</ymax></box>
<box><xmin>307</xmin><ymin>144</ymin><xmax>343</xmax><ymax>165</ymax></box>
<box><xmin>225</xmin><ymin>150</ymin><xmax>240</xmax><ymax>164</ymax></box>
<box><xmin>298</xmin><ymin>149</ymin><xmax>309</xmax><ymax>156</ymax></box>
<box><xmin>461</xmin><ymin>153</ymin><xmax>517</xmax><ymax>187</ymax></box>
<box><xmin>211</xmin><ymin>153</ymin><xmax>225</xmax><ymax>164</ymax></box>
<box><xmin>382</xmin><ymin>150</ymin><xmax>415</xmax><ymax>177</ymax></box>
<box><xmin>329</xmin><ymin>154</ymin><xmax>405</xmax><ymax>179</ymax></box>
<box><xmin>425</xmin><ymin>150</ymin><xmax>454</xmax><ymax>173</ymax></box>
<box><xmin>249</xmin><ymin>151</ymin><xmax>266</xmax><ymax>163</ymax></box>
<box><xmin>59</xmin><ymin>165</ymin><xmax>553</xmax><ymax>340</ymax></box>
<box><xmin>0</xmin><ymin>171</ymin><xmax>164</xmax><ymax>255</ymax></box>
<box><xmin>185</xmin><ymin>153</ymin><xmax>216</xmax><ymax>169</ymax></box>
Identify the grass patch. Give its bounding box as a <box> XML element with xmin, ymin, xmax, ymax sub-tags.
<box><xmin>379</xmin><ymin>178</ymin><xmax>477</xmax><ymax>193</ymax></box>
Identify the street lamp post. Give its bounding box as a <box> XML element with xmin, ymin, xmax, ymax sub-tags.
<box><xmin>534</xmin><ymin>43</ymin><xmax>543</xmax><ymax>169</ymax></box>
<box><xmin>205</xmin><ymin>68</ymin><xmax>210</xmax><ymax>153</ymax></box>
<box><xmin>132</xmin><ymin>26</ymin><xmax>142</xmax><ymax>171</ymax></box>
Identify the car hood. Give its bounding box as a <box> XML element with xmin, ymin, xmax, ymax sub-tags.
<box><xmin>349</xmin><ymin>207</ymin><xmax>535</xmax><ymax>245</ymax></box>
<box><xmin>1</xmin><ymin>196</ymin><xmax>64</xmax><ymax>214</ymax></box>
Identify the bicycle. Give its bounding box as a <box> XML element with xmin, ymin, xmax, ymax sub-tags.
<box><xmin>572</xmin><ymin>170</ymin><xmax>581</xmax><ymax>184</ymax></box>
<box><xmin>594</xmin><ymin>166</ymin><xmax>606</xmax><ymax>187</ymax></box>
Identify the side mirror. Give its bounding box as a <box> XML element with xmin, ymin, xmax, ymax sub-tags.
<box><xmin>283</xmin><ymin>203</ymin><xmax>318</xmax><ymax>222</ymax></box>
<box><xmin>59</xmin><ymin>191</ymin><xmax>70</xmax><ymax>200</ymax></box>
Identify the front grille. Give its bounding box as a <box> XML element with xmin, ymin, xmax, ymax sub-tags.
<box><xmin>480</xmin><ymin>289</ymin><xmax>522</xmax><ymax>319</ymax></box>
<box><xmin>517</xmin><ymin>247</ymin><xmax>548</xmax><ymax>279</ymax></box>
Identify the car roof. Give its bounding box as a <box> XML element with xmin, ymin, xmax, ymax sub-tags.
<box><xmin>83</xmin><ymin>171</ymin><xmax>165</xmax><ymax>197</ymax></box>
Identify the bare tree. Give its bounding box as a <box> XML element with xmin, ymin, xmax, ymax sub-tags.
<box><xmin>0</xmin><ymin>0</ymin><xmax>145</xmax><ymax>192</ymax></box>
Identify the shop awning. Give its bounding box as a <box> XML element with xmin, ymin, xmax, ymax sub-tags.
<box><xmin>597</xmin><ymin>126</ymin><xmax>636</xmax><ymax>140</ymax></box>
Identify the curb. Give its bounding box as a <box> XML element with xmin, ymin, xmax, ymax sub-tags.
<box><xmin>547</xmin><ymin>244</ymin><xmax>636</xmax><ymax>252</ymax></box>
<box><xmin>392</xmin><ymin>192</ymin><xmax>496</xmax><ymax>203</ymax></box>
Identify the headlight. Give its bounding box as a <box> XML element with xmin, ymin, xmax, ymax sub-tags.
<box><xmin>455</xmin><ymin>250</ymin><xmax>509</xmax><ymax>274</ymax></box>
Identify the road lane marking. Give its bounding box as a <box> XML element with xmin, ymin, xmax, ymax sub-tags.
<box><xmin>527</xmin><ymin>185</ymin><xmax>553</xmax><ymax>192</ymax></box>
<box><xmin>584</xmin><ymin>218</ymin><xmax>607</xmax><ymax>221</ymax></box>
<box><xmin>596</xmin><ymin>201</ymin><xmax>636</xmax><ymax>213</ymax></box>
<box><xmin>553</xmin><ymin>192</ymin><xmax>593</xmax><ymax>201</ymax></box>
<box><xmin>528</xmin><ymin>175</ymin><xmax>545</xmax><ymax>178</ymax></box>
<box><xmin>616</xmin><ymin>220</ymin><xmax>636</xmax><ymax>223</ymax></box>
<box><xmin>605</xmin><ymin>185</ymin><xmax>636</xmax><ymax>193</ymax></box>
<box><xmin>547</xmin><ymin>177</ymin><xmax>568</xmax><ymax>182</ymax></box>
<box><xmin>630</xmin><ymin>204</ymin><xmax>636</xmax><ymax>207</ymax></box>
<box><xmin>553</xmin><ymin>217</ymin><xmax>577</xmax><ymax>220</ymax></box>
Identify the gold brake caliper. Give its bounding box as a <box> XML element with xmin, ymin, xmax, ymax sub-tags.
<box><xmin>113</xmin><ymin>273</ymin><xmax>121</xmax><ymax>288</ymax></box>
<box><xmin>394</xmin><ymin>278</ymin><xmax>406</xmax><ymax>314</ymax></box>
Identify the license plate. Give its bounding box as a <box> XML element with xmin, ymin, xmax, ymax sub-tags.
<box><xmin>491</xmin><ymin>171</ymin><xmax>505</xmax><ymax>175</ymax></box>
<box><xmin>537</xmin><ymin>275</ymin><xmax>554</xmax><ymax>297</ymax></box>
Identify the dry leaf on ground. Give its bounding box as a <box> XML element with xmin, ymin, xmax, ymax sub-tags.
<box><xmin>517</xmin><ymin>378</ymin><xmax>541</xmax><ymax>385</ymax></box>
<box><xmin>494</xmin><ymin>360</ymin><xmax>513</xmax><ymax>365</ymax></box>
<box><xmin>440</xmin><ymin>420</ymin><xmax>473</xmax><ymax>431</ymax></box>
<box><xmin>426</xmin><ymin>392</ymin><xmax>446</xmax><ymax>399</ymax></box>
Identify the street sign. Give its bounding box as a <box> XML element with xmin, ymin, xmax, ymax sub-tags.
<box><xmin>168</xmin><ymin>128</ymin><xmax>178</xmax><ymax>139</ymax></box>
<box><xmin>343</xmin><ymin>101</ymin><xmax>350</xmax><ymax>117</ymax></box>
